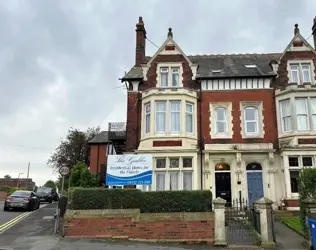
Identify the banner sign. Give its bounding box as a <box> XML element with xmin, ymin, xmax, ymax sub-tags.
<box><xmin>106</xmin><ymin>154</ymin><xmax>152</xmax><ymax>186</ymax></box>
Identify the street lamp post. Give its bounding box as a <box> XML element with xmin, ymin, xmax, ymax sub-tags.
<box><xmin>17</xmin><ymin>173</ymin><xmax>24</xmax><ymax>188</ymax></box>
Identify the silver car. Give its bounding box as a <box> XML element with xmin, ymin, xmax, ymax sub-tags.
<box><xmin>3</xmin><ymin>190</ymin><xmax>40</xmax><ymax>211</ymax></box>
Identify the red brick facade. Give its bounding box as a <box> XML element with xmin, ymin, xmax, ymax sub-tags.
<box><xmin>274</xmin><ymin>51</ymin><xmax>316</xmax><ymax>87</ymax></box>
<box><xmin>89</xmin><ymin>144</ymin><xmax>107</xmax><ymax>174</ymax></box>
<box><xmin>201</xmin><ymin>90</ymin><xmax>278</xmax><ymax>147</ymax></box>
<box><xmin>64</xmin><ymin>211</ymin><xmax>214</xmax><ymax>245</ymax></box>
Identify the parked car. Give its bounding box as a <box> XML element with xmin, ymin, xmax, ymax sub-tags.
<box><xmin>3</xmin><ymin>190</ymin><xmax>40</xmax><ymax>211</ymax></box>
<box><xmin>36</xmin><ymin>187</ymin><xmax>54</xmax><ymax>203</ymax></box>
<box><xmin>52</xmin><ymin>190</ymin><xmax>59</xmax><ymax>202</ymax></box>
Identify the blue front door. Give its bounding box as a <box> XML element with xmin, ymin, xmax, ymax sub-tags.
<box><xmin>247</xmin><ymin>172</ymin><xmax>264</xmax><ymax>206</ymax></box>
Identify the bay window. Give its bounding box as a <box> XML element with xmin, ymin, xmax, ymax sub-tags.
<box><xmin>154</xmin><ymin>157</ymin><xmax>193</xmax><ymax>191</ymax></box>
<box><xmin>280</xmin><ymin>99</ymin><xmax>292</xmax><ymax>132</ymax></box>
<box><xmin>152</xmin><ymin>100</ymin><xmax>194</xmax><ymax>135</ymax></box>
<box><xmin>186</xmin><ymin>102</ymin><xmax>193</xmax><ymax>134</ymax></box>
<box><xmin>170</xmin><ymin>101</ymin><xmax>181</xmax><ymax>133</ymax></box>
<box><xmin>155</xmin><ymin>101</ymin><xmax>166</xmax><ymax>133</ymax></box>
<box><xmin>295</xmin><ymin>98</ymin><xmax>309</xmax><ymax>131</ymax></box>
<box><xmin>310</xmin><ymin>98</ymin><xmax>316</xmax><ymax>130</ymax></box>
<box><xmin>145</xmin><ymin>103</ymin><xmax>151</xmax><ymax>134</ymax></box>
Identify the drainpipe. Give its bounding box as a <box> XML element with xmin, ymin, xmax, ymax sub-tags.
<box><xmin>198</xmin><ymin>81</ymin><xmax>203</xmax><ymax>190</ymax></box>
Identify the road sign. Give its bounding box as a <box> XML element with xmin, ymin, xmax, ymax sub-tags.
<box><xmin>59</xmin><ymin>166</ymin><xmax>70</xmax><ymax>176</ymax></box>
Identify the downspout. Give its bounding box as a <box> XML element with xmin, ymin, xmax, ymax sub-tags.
<box><xmin>96</xmin><ymin>144</ymin><xmax>100</xmax><ymax>184</ymax></box>
<box><xmin>135</xmin><ymin>92</ymin><xmax>141</xmax><ymax>151</ymax></box>
<box><xmin>198</xmin><ymin>80</ymin><xmax>203</xmax><ymax>190</ymax></box>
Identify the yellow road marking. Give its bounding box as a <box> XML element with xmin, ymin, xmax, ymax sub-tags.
<box><xmin>0</xmin><ymin>212</ymin><xmax>33</xmax><ymax>232</ymax></box>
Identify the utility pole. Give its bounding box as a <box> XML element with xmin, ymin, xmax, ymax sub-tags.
<box><xmin>26</xmin><ymin>162</ymin><xmax>30</xmax><ymax>188</ymax></box>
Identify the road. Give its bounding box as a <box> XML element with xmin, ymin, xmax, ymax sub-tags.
<box><xmin>0</xmin><ymin>202</ymin><xmax>258</xmax><ymax>249</ymax></box>
<box><xmin>0</xmin><ymin>201</ymin><xmax>25</xmax><ymax>226</ymax></box>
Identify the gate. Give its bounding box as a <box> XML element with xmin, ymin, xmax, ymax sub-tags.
<box><xmin>225</xmin><ymin>198</ymin><xmax>261</xmax><ymax>246</ymax></box>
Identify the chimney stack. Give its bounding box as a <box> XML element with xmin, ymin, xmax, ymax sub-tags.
<box><xmin>312</xmin><ymin>16</ymin><xmax>316</xmax><ymax>49</ymax></box>
<box><xmin>135</xmin><ymin>16</ymin><xmax>146</xmax><ymax>67</ymax></box>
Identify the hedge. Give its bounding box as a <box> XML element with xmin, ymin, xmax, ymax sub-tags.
<box><xmin>0</xmin><ymin>186</ymin><xmax>29</xmax><ymax>195</ymax></box>
<box><xmin>71</xmin><ymin>188</ymin><xmax>213</xmax><ymax>212</ymax></box>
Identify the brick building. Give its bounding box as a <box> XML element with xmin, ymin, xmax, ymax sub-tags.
<box><xmin>0</xmin><ymin>178</ymin><xmax>35</xmax><ymax>189</ymax></box>
<box><xmin>119</xmin><ymin>17</ymin><xmax>316</xmax><ymax>208</ymax></box>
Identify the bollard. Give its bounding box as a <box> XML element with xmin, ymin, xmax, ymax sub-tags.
<box><xmin>59</xmin><ymin>195</ymin><xmax>68</xmax><ymax>218</ymax></box>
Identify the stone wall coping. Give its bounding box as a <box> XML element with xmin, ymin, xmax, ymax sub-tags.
<box><xmin>65</xmin><ymin>209</ymin><xmax>214</xmax><ymax>222</ymax></box>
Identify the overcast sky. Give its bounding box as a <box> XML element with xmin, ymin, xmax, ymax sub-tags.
<box><xmin>0</xmin><ymin>0</ymin><xmax>315</xmax><ymax>186</ymax></box>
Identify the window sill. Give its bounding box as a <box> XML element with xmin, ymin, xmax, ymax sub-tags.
<box><xmin>212</xmin><ymin>134</ymin><xmax>232</xmax><ymax>139</ymax></box>
<box><xmin>242</xmin><ymin>134</ymin><xmax>263</xmax><ymax>139</ymax></box>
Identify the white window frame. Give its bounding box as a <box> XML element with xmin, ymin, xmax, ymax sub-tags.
<box><xmin>157</xmin><ymin>63</ymin><xmax>183</xmax><ymax>88</ymax></box>
<box><xmin>210</xmin><ymin>102</ymin><xmax>233</xmax><ymax>139</ymax></box>
<box><xmin>244</xmin><ymin>106</ymin><xmax>259</xmax><ymax>136</ymax></box>
<box><xmin>153</xmin><ymin>157</ymin><xmax>194</xmax><ymax>191</ymax></box>
<box><xmin>302</xmin><ymin>63</ymin><xmax>312</xmax><ymax>83</ymax></box>
<box><xmin>155</xmin><ymin>101</ymin><xmax>167</xmax><ymax>134</ymax></box>
<box><xmin>215</xmin><ymin>107</ymin><xmax>227</xmax><ymax>135</ymax></box>
<box><xmin>310</xmin><ymin>98</ymin><xmax>316</xmax><ymax>130</ymax></box>
<box><xmin>240</xmin><ymin>102</ymin><xmax>263</xmax><ymax>138</ymax></box>
<box><xmin>160</xmin><ymin>67</ymin><xmax>169</xmax><ymax>87</ymax></box>
<box><xmin>171</xmin><ymin>67</ymin><xmax>180</xmax><ymax>87</ymax></box>
<box><xmin>185</xmin><ymin>102</ymin><xmax>194</xmax><ymax>134</ymax></box>
<box><xmin>144</xmin><ymin>103</ymin><xmax>151</xmax><ymax>135</ymax></box>
<box><xmin>295</xmin><ymin>98</ymin><xmax>309</xmax><ymax>131</ymax></box>
<box><xmin>288</xmin><ymin>61</ymin><xmax>314</xmax><ymax>85</ymax></box>
<box><xmin>279</xmin><ymin>99</ymin><xmax>292</xmax><ymax>133</ymax></box>
<box><xmin>169</xmin><ymin>101</ymin><xmax>181</xmax><ymax>134</ymax></box>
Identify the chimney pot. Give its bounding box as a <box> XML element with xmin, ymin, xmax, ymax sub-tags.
<box><xmin>135</xmin><ymin>17</ymin><xmax>146</xmax><ymax>66</ymax></box>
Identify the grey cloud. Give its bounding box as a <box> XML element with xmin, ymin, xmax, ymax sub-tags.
<box><xmin>0</xmin><ymin>0</ymin><xmax>316</xmax><ymax>185</ymax></box>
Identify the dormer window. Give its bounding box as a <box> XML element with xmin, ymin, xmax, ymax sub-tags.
<box><xmin>289</xmin><ymin>62</ymin><xmax>312</xmax><ymax>84</ymax></box>
<box><xmin>159</xmin><ymin>66</ymin><xmax>180</xmax><ymax>87</ymax></box>
<box><xmin>211</xmin><ymin>70</ymin><xmax>221</xmax><ymax>74</ymax></box>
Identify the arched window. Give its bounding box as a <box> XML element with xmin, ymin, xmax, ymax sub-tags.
<box><xmin>215</xmin><ymin>107</ymin><xmax>227</xmax><ymax>134</ymax></box>
<box><xmin>244</xmin><ymin>106</ymin><xmax>258</xmax><ymax>135</ymax></box>
<box><xmin>246</xmin><ymin>163</ymin><xmax>262</xmax><ymax>171</ymax></box>
<box><xmin>215</xmin><ymin>163</ymin><xmax>230</xmax><ymax>171</ymax></box>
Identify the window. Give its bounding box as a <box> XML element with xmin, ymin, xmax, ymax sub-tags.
<box><xmin>244</xmin><ymin>107</ymin><xmax>258</xmax><ymax>135</ymax></box>
<box><xmin>280</xmin><ymin>99</ymin><xmax>292</xmax><ymax>132</ymax></box>
<box><xmin>159</xmin><ymin>66</ymin><xmax>180</xmax><ymax>87</ymax></box>
<box><xmin>245</xmin><ymin>64</ymin><xmax>257</xmax><ymax>68</ymax></box>
<box><xmin>183</xmin><ymin>172</ymin><xmax>192</xmax><ymax>190</ymax></box>
<box><xmin>295</xmin><ymin>98</ymin><xmax>309</xmax><ymax>131</ymax></box>
<box><xmin>310</xmin><ymin>98</ymin><xmax>316</xmax><ymax>130</ymax></box>
<box><xmin>171</xmin><ymin>68</ymin><xmax>179</xmax><ymax>87</ymax></box>
<box><xmin>303</xmin><ymin>156</ymin><xmax>313</xmax><ymax>167</ymax></box>
<box><xmin>156</xmin><ymin>172</ymin><xmax>165</xmax><ymax>191</ymax></box>
<box><xmin>155</xmin><ymin>101</ymin><xmax>166</xmax><ymax>133</ymax></box>
<box><xmin>302</xmin><ymin>64</ymin><xmax>311</xmax><ymax>82</ymax></box>
<box><xmin>215</xmin><ymin>107</ymin><xmax>227</xmax><ymax>134</ymax></box>
<box><xmin>290</xmin><ymin>170</ymin><xmax>299</xmax><ymax>193</ymax></box>
<box><xmin>169</xmin><ymin>172</ymin><xmax>179</xmax><ymax>190</ymax></box>
<box><xmin>289</xmin><ymin>63</ymin><xmax>312</xmax><ymax>84</ymax></box>
<box><xmin>160</xmin><ymin>68</ymin><xmax>169</xmax><ymax>87</ymax></box>
<box><xmin>289</xmin><ymin>157</ymin><xmax>299</xmax><ymax>167</ymax></box>
<box><xmin>170</xmin><ymin>101</ymin><xmax>181</xmax><ymax>133</ymax></box>
<box><xmin>154</xmin><ymin>157</ymin><xmax>193</xmax><ymax>191</ymax></box>
<box><xmin>290</xmin><ymin>64</ymin><xmax>299</xmax><ymax>83</ymax></box>
<box><xmin>145</xmin><ymin>103</ymin><xmax>150</xmax><ymax>134</ymax></box>
<box><xmin>186</xmin><ymin>102</ymin><xmax>193</xmax><ymax>134</ymax></box>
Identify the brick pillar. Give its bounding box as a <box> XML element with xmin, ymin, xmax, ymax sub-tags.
<box><xmin>213</xmin><ymin>197</ymin><xmax>227</xmax><ymax>246</ymax></box>
<box><xmin>255</xmin><ymin>197</ymin><xmax>276</xmax><ymax>249</ymax></box>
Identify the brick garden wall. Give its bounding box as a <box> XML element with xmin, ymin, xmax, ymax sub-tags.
<box><xmin>64</xmin><ymin>209</ymin><xmax>214</xmax><ymax>245</ymax></box>
<box><xmin>0</xmin><ymin>191</ymin><xmax>8</xmax><ymax>200</ymax></box>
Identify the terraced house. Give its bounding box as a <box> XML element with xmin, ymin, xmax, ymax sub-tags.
<box><xmin>120</xmin><ymin>16</ymin><xmax>316</xmax><ymax>209</ymax></box>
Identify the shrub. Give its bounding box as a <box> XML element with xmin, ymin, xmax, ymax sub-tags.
<box><xmin>72</xmin><ymin>188</ymin><xmax>143</xmax><ymax>210</ymax></box>
<box><xmin>71</xmin><ymin>188</ymin><xmax>213</xmax><ymax>212</ymax></box>
<box><xmin>141</xmin><ymin>190</ymin><xmax>212</xmax><ymax>213</ymax></box>
<box><xmin>299</xmin><ymin>168</ymin><xmax>316</xmax><ymax>237</ymax></box>
<box><xmin>0</xmin><ymin>186</ymin><xmax>28</xmax><ymax>195</ymax></box>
